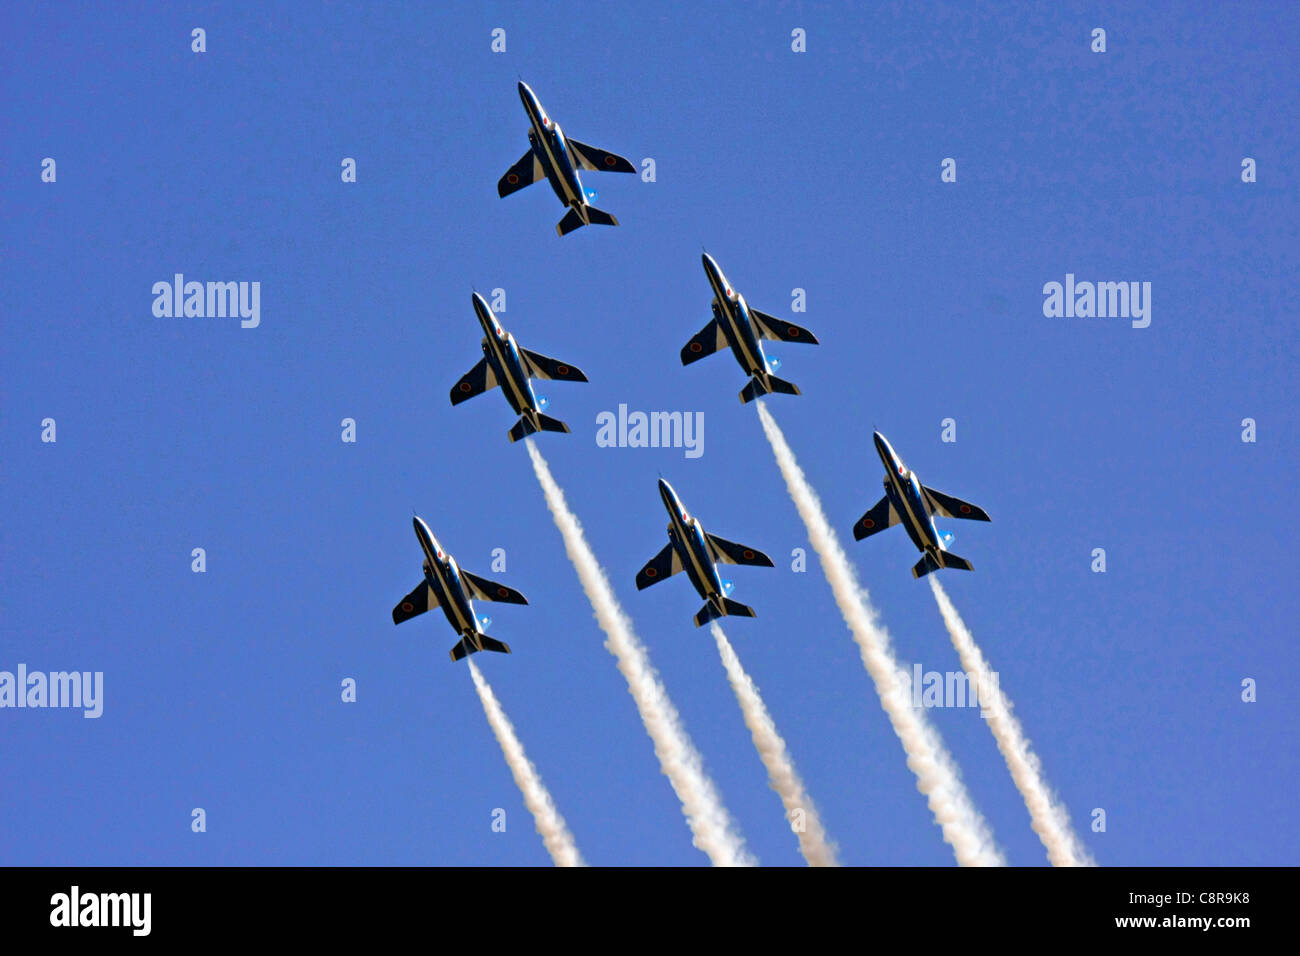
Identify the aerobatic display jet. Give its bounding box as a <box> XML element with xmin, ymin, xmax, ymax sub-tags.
<box><xmin>497</xmin><ymin>81</ymin><xmax>636</xmax><ymax>236</ymax></box>
<box><xmin>450</xmin><ymin>292</ymin><xmax>589</xmax><ymax>443</ymax></box>
<box><xmin>636</xmin><ymin>478</ymin><xmax>774</xmax><ymax>627</ymax></box>
<box><xmin>680</xmin><ymin>253</ymin><xmax>820</xmax><ymax>403</ymax></box>
<box><xmin>853</xmin><ymin>431</ymin><xmax>991</xmax><ymax>579</ymax></box>
<box><xmin>392</xmin><ymin>516</ymin><xmax>529</xmax><ymax>662</ymax></box>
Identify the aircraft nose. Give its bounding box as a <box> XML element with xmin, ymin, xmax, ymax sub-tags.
<box><xmin>873</xmin><ymin>431</ymin><xmax>892</xmax><ymax>460</ymax></box>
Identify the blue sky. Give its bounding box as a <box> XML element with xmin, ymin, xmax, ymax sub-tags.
<box><xmin>2</xmin><ymin>1</ymin><xmax>1296</xmax><ymax>866</ymax></box>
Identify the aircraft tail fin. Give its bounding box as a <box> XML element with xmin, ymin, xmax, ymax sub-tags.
<box><xmin>509</xmin><ymin>413</ymin><xmax>569</xmax><ymax>443</ymax></box>
<box><xmin>583</xmin><ymin>205</ymin><xmax>618</xmax><ymax>227</ymax></box>
<box><xmin>450</xmin><ymin>633</ymin><xmax>512</xmax><ymax>662</ymax></box>
<box><xmin>740</xmin><ymin>373</ymin><xmax>800</xmax><ymax>404</ymax></box>
<box><xmin>557</xmin><ymin>207</ymin><xmax>586</xmax><ymax>236</ymax></box>
<box><xmin>693</xmin><ymin>597</ymin><xmax>756</xmax><ymax>627</ymax></box>
<box><xmin>912</xmin><ymin>550</ymin><xmax>973</xmax><ymax>579</ymax></box>
<box><xmin>557</xmin><ymin>204</ymin><xmax>617</xmax><ymax>236</ymax></box>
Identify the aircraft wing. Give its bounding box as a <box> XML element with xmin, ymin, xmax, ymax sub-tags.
<box><xmin>450</xmin><ymin>357</ymin><xmax>499</xmax><ymax>406</ymax></box>
<box><xmin>567</xmin><ymin>139</ymin><xmax>636</xmax><ymax>174</ymax></box>
<box><xmin>853</xmin><ymin>495</ymin><xmax>900</xmax><ymax>540</ymax></box>
<box><xmin>922</xmin><ymin>487</ymin><xmax>991</xmax><ymax>522</ymax></box>
<box><xmin>393</xmin><ymin>581</ymin><xmax>438</xmax><ymax>625</ymax></box>
<box><xmin>705</xmin><ymin>534</ymin><xmax>775</xmax><ymax>568</ymax></box>
<box><xmin>750</xmin><ymin>310</ymin><xmax>820</xmax><ymax>345</ymax></box>
<box><xmin>636</xmin><ymin>542</ymin><xmax>683</xmax><ymax>590</ymax></box>
<box><xmin>461</xmin><ymin>571</ymin><xmax>528</xmax><ymax>605</ymax></box>
<box><xmin>498</xmin><ymin>150</ymin><xmax>545</xmax><ymax>198</ymax></box>
<box><xmin>520</xmin><ymin>348</ymin><xmax>589</xmax><ymax>383</ymax></box>
<box><xmin>680</xmin><ymin>317</ymin><xmax>728</xmax><ymax>366</ymax></box>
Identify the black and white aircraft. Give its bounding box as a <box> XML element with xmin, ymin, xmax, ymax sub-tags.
<box><xmin>498</xmin><ymin>81</ymin><xmax>637</xmax><ymax>236</ymax></box>
<box><xmin>450</xmin><ymin>292</ymin><xmax>589</xmax><ymax>443</ymax></box>
<box><xmin>636</xmin><ymin>479</ymin><xmax>774</xmax><ymax>627</ymax></box>
<box><xmin>392</xmin><ymin>516</ymin><xmax>528</xmax><ymax>662</ymax></box>
<box><xmin>853</xmin><ymin>431</ymin><xmax>991</xmax><ymax>578</ymax></box>
<box><xmin>681</xmin><ymin>253</ymin><xmax>820</xmax><ymax>403</ymax></box>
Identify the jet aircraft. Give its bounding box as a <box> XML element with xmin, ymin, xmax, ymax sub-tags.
<box><xmin>497</xmin><ymin>81</ymin><xmax>636</xmax><ymax>236</ymax></box>
<box><xmin>636</xmin><ymin>479</ymin><xmax>774</xmax><ymax>626</ymax></box>
<box><xmin>450</xmin><ymin>292</ymin><xmax>589</xmax><ymax>443</ymax></box>
<box><xmin>853</xmin><ymin>431</ymin><xmax>991</xmax><ymax>578</ymax></box>
<box><xmin>680</xmin><ymin>253</ymin><xmax>819</xmax><ymax>403</ymax></box>
<box><xmin>392</xmin><ymin>516</ymin><xmax>529</xmax><ymax>661</ymax></box>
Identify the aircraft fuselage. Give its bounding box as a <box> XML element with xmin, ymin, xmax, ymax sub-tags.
<box><xmin>702</xmin><ymin>253</ymin><xmax>769</xmax><ymax>379</ymax></box>
<box><xmin>519</xmin><ymin>82</ymin><xmax>587</xmax><ymax>210</ymax></box>
<box><xmin>412</xmin><ymin>516</ymin><xmax>480</xmax><ymax>640</ymax></box>
<box><xmin>473</xmin><ymin>293</ymin><xmax>541</xmax><ymax>421</ymax></box>
<box><xmin>660</xmin><ymin>479</ymin><xmax>726</xmax><ymax>611</ymax></box>
<box><xmin>875</xmin><ymin>432</ymin><xmax>943</xmax><ymax>559</ymax></box>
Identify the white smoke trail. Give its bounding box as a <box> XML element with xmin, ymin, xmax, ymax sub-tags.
<box><xmin>525</xmin><ymin>440</ymin><xmax>755</xmax><ymax>866</ymax></box>
<box><xmin>710</xmin><ymin>624</ymin><xmax>839</xmax><ymax>866</ymax></box>
<box><xmin>467</xmin><ymin>660</ymin><xmax>585</xmax><ymax>867</ymax></box>
<box><xmin>755</xmin><ymin>403</ymin><xmax>1004</xmax><ymax>866</ymax></box>
<box><xmin>927</xmin><ymin>579</ymin><xmax>1095</xmax><ymax>866</ymax></box>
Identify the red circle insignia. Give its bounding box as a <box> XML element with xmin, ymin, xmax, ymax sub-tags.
<box><xmin>557</xmin><ymin>364</ymin><xmax>569</xmax><ymax>375</ymax></box>
<box><xmin>863</xmin><ymin>519</ymin><xmax>875</xmax><ymax>529</ymax></box>
<box><xmin>605</xmin><ymin>156</ymin><xmax>616</xmax><ymax>165</ymax></box>
<box><xmin>497</xmin><ymin>587</ymin><xmax>509</xmax><ymax>597</ymax></box>
<box><xmin>459</xmin><ymin>382</ymin><xmax>471</xmax><ymax>392</ymax></box>
<box><xmin>690</xmin><ymin>342</ymin><xmax>703</xmax><ymax>353</ymax></box>
<box><xmin>645</xmin><ymin>567</ymin><xmax>658</xmax><ymax>577</ymax></box>
<box><xmin>743</xmin><ymin>549</ymin><xmax>755</xmax><ymax>559</ymax></box>
<box><xmin>788</xmin><ymin>327</ymin><xmax>800</xmax><ymax>336</ymax></box>
<box><xmin>507</xmin><ymin>173</ymin><xmax>519</xmax><ymax>184</ymax></box>
<box><xmin>401</xmin><ymin>602</ymin><xmax>414</xmax><ymax>612</ymax></box>
<box><xmin>960</xmin><ymin>505</ymin><xmax>971</xmax><ymax>514</ymax></box>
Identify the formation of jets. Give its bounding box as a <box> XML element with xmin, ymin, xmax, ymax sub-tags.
<box><xmin>394</xmin><ymin>82</ymin><xmax>992</xmax><ymax>659</ymax></box>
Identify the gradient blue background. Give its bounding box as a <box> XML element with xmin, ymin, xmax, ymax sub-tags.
<box><xmin>2</xmin><ymin>1</ymin><xmax>1296</xmax><ymax>866</ymax></box>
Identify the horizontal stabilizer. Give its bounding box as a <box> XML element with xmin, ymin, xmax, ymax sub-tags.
<box><xmin>556</xmin><ymin>205</ymin><xmax>618</xmax><ymax>236</ymax></box>
<box><xmin>693</xmin><ymin>597</ymin><xmax>757</xmax><ymax>627</ymax></box>
<box><xmin>582</xmin><ymin>204</ymin><xmax>618</xmax><ymax>227</ymax></box>
<box><xmin>450</xmin><ymin>633</ymin><xmax>512</xmax><ymax>662</ymax></box>
<box><xmin>912</xmin><ymin>550</ymin><xmax>973</xmax><ymax>579</ymax></box>
<box><xmin>740</xmin><ymin>373</ymin><xmax>800</xmax><ymax>404</ymax></box>
<box><xmin>508</xmin><ymin>413</ymin><xmax>570</xmax><ymax>443</ymax></box>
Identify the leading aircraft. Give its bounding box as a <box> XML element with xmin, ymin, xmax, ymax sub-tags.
<box><xmin>392</xmin><ymin>516</ymin><xmax>529</xmax><ymax>662</ymax></box>
<box><xmin>450</xmin><ymin>292</ymin><xmax>589</xmax><ymax>443</ymax></box>
<box><xmin>636</xmin><ymin>478</ymin><xmax>774</xmax><ymax>627</ymax></box>
<box><xmin>681</xmin><ymin>253</ymin><xmax>819</xmax><ymax>403</ymax></box>
<box><xmin>497</xmin><ymin>81</ymin><xmax>637</xmax><ymax>237</ymax></box>
<box><xmin>853</xmin><ymin>431</ymin><xmax>991</xmax><ymax>578</ymax></box>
